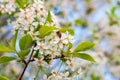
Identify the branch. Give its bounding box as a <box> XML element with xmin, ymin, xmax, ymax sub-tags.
<box><xmin>18</xmin><ymin>44</ymin><xmax>36</xmax><ymax>80</ymax></box>
<box><xmin>17</xmin><ymin>46</ymin><xmax>64</xmax><ymax>80</ymax></box>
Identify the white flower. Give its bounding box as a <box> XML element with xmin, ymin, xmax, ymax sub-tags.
<box><xmin>34</xmin><ymin>41</ymin><xmax>50</xmax><ymax>54</ymax></box>
<box><xmin>28</xmin><ymin>31</ymin><xmax>39</xmax><ymax>40</ymax></box>
<box><xmin>34</xmin><ymin>57</ymin><xmax>45</xmax><ymax>66</ymax></box>
<box><xmin>66</xmin><ymin>58</ymin><xmax>81</xmax><ymax>72</ymax></box>
<box><xmin>59</xmin><ymin>71</ymin><xmax>69</xmax><ymax>79</ymax></box>
<box><xmin>0</xmin><ymin>0</ymin><xmax>16</xmax><ymax>14</ymax></box>
<box><xmin>43</xmin><ymin>75</ymin><xmax>48</xmax><ymax>80</ymax></box>
<box><xmin>54</xmin><ymin>31</ymin><xmax>74</xmax><ymax>49</ymax></box>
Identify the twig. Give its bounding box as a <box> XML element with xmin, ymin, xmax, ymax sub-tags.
<box><xmin>17</xmin><ymin>44</ymin><xmax>36</xmax><ymax>80</ymax></box>
<box><xmin>17</xmin><ymin>44</ymin><xmax>63</xmax><ymax>80</ymax></box>
<box><xmin>34</xmin><ymin>68</ymin><xmax>40</xmax><ymax>80</ymax></box>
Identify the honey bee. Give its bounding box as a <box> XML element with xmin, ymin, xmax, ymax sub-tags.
<box><xmin>56</xmin><ymin>31</ymin><xmax>61</xmax><ymax>38</ymax></box>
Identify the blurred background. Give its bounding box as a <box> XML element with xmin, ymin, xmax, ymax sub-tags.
<box><xmin>0</xmin><ymin>0</ymin><xmax>120</xmax><ymax>80</ymax></box>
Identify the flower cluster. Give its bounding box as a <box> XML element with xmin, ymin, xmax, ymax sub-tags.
<box><xmin>13</xmin><ymin>0</ymin><xmax>74</xmax><ymax>56</ymax></box>
<box><xmin>0</xmin><ymin>0</ymin><xmax>96</xmax><ymax>80</ymax></box>
<box><xmin>43</xmin><ymin>70</ymin><xmax>81</xmax><ymax>80</ymax></box>
<box><xmin>13</xmin><ymin>0</ymin><xmax>58</xmax><ymax>33</ymax></box>
<box><xmin>0</xmin><ymin>0</ymin><xmax>16</xmax><ymax>14</ymax></box>
<box><xmin>34</xmin><ymin>31</ymin><xmax>74</xmax><ymax>55</ymax></box>
<box><xmin>11</xmin><ymin>0</ymin><xmax>83</xmax><ymax>79</ymax></box>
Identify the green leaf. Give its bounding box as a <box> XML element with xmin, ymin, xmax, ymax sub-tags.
<box><xmin>72</xmin><ymin>52</ymin><xmax>95</xmax><ymax>62</ymax></box>
<box><xmin>33</xmin><ymin>50</ymin><xmax>40</xmax><ymax>58</ymax></box>
<box><xmin>63</xmin><ymin>52</ymin><xmax>71</xmax><ymax>57</ymax></box>
<box><xmin>0</xmin><ymin>45</ymin><xmax>15</xmax><ymax>52</ymax></box>
<box><xmin>111</xmin><ymin>6</ymin><xmax>117</xmax><ymax>14</ymax></box>
<box><xmin>0</xmin><ymin>76</ymin><xmax>9</xmax><ymax>80</ymax></box>
<box><xmin>19</xmin><ymin>50</ymin><xmax>30</xmax><ymax>58</ymax></box>
<box><xmin>74</xmin><ymin>42</ymin><xmax>95</xmax><ymax>52</ymax></box>
<box><xmin>11</xmin><ymin>30</ymin><xmax>18</xmax><ymax>49</ymax></box>
<box><xmin>61</xmin><ymin>23</ymin><xmax>72</xmax><ymax>27</ymax></box>
<box><xmin>59</xmin><ymin>28</ymin><xmax>74</xmax><ymax>35</ymax></box>
<box><xmin>68</xmin><ymin>42</ymin><xmax>72</xmax><ymax>50</ymax></box>
<box><xmin>19</xmin><ymin>34</ymin><xmax>33</xmax><ymax>50</ymax></box>
<box><xmin>39</xmin><ymin>26</ymin><xmax>58</xmax><ymax>38</ymax></box>
<box><xmin>15</xmin><ymin>0</ymin><xmax>28</xmax><ymax>8</ymax></box>
<box><xmin>74</xmin><ymin>19</ymin><xmax>87</xmax><ymax>27</ymax></box>
<box><xmin>44</xmin><ymin>11</ymin><xmax>52</xmax><ymax>24</ymax></box>
<box><xmin>0</xmin><ymin>56</ymin><xmax>16</xmax><ymax>64</ymax></box>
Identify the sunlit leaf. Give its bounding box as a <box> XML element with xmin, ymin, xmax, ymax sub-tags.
<box><xmin>0</xmin><ymin>45</ymin><xmax>15</xmax><ymax>53</ymax></box>
<box><xmin>39</xmin><ymin>26</ymin><xmax>58</xmax><ymax>38</ymax></box>
<box><xmin>15</xmin><ymin>0</ymin><xmax>28</xmax><ymax>8</ymax></box>
<box><xmin>111</xmin><ymin>6</ymin><xmax>117</xmax><ymax>14</ymax></box>
<box><xmin>74</xmin><ymin>42</ymin><xmax>95</xmax><ymax>52</ymax></box>
<box><xmin>19</xmin><ymin>50</ymin><xmax>30</xmax><ymax>58</ymax></box>
<box><xmin>0</xmin><ymin>56</ymin><xmax>16</xmax><ymax>64</ymax></box>
<box><xmin>72</xmin><ymin>52</ymin><xmax>95</xmax><ymax>62</ymax></box>
<box><xmin>11</xmin><ymin>30</ymin><xmax>18</xmax><ymax>49</ymax></box>
<box><xmin>44</xmin><ymin>11</ymin><xmax>52</xmax><ymax>24</ymax></box>
<box><xmin>74</xmin><ymin>19</ymin><xmax>87</xmax><ymax>27</ymax></box>
<box><xmin>68</xmin><ymin>42</ymin><xmax>73</xmax><ymax>50</ymax></box>
<box><xmin>62</xmin><ymin>52</ymin><xmax>71</xmax><ymax>57</ymax></box>
<box><xmin>59</xmin><ymin>27</ymin><xmax>74</xmax><ymax>35</ymax></box>
<box><xmin>19</xmin><ymin>34</ymin><xmax>33</xmax><ymax>50</ymax></box>
<box><xmin>0</xmin><ymin>76</ymin><xmax>9</xmax><ymax>80</ymax></box>
<box><xmin>61</xmin><ymin>23</ymin><xmax>72</xmax><ymax>27</ymax></box>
